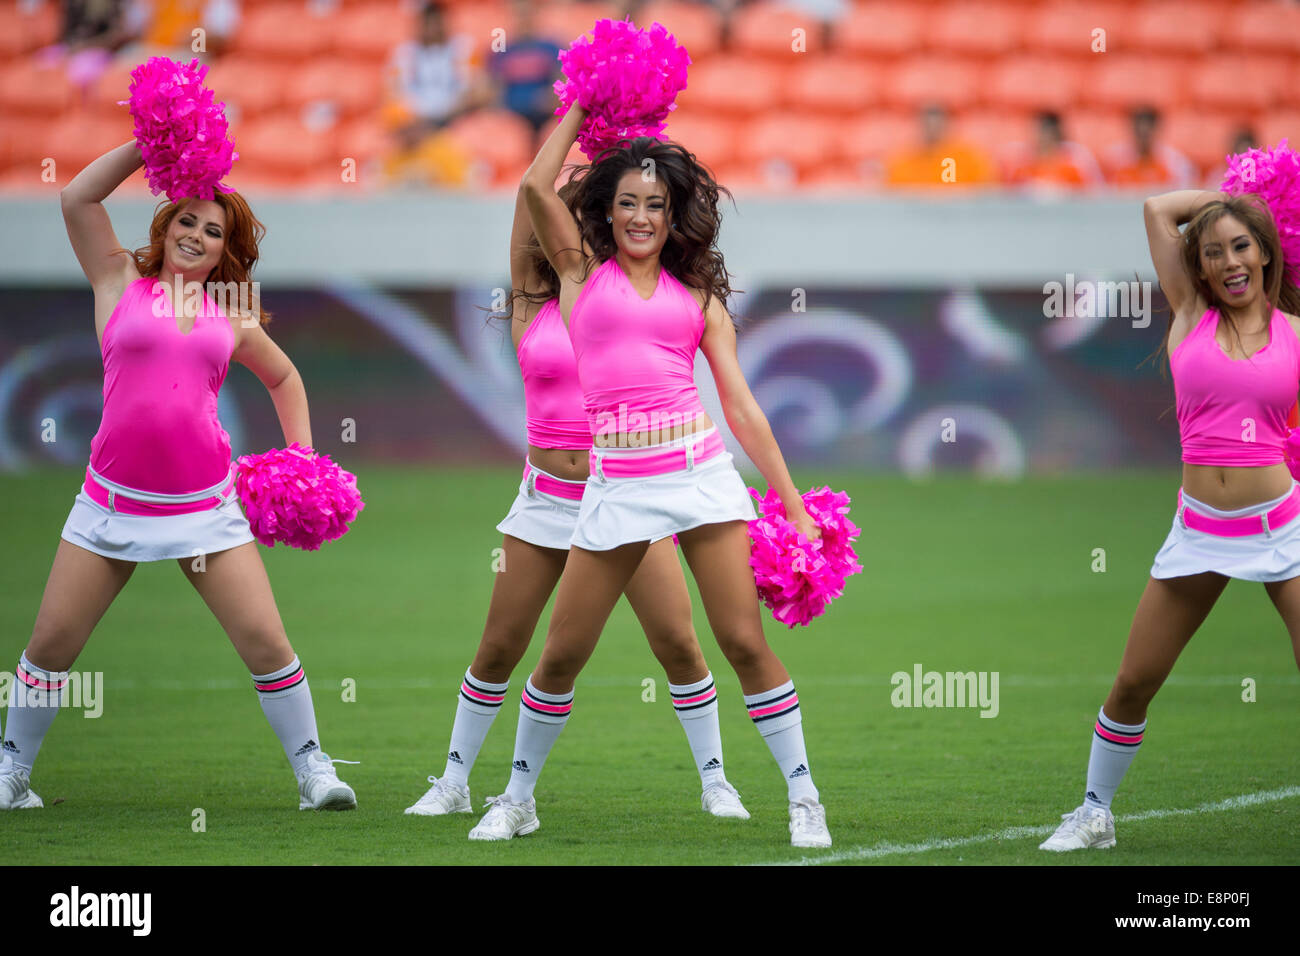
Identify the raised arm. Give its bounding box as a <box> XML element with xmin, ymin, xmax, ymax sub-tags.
<box><xmin>232</xmin><ymin>324</ymin><xmax>312</xmax><ymax>449</ymax></box>
<box><xmin>60</xmin><ymin>141</ymin><xmax>144</xmax><ymax>293</ymax></box>
<box><xmin>698</xmin><ymin>297</ymin><xmax>819</xmax><ymax>541</ymax></box>
<box><xmin>1143</xmin><ymin>189</ymin><xmax>1224</xmax><ymax>318</ymax></box>
<box><xmin>520</xmin><ymin>106</ymin><xmax>586</xmax><ymax>281</ymax></box>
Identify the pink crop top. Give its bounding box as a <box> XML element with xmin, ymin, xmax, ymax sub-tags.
<box><xmin>88</xmin><ymin>276</ymin><xmax>235</xmax><ymax>493</ymax></box>
<box><xmin>517</xmin><ymin>298</ymin><xmax>590</xmax><ymax>450</ymax></box>
<box><xmin>1171</xmin><ymin>307</ymin><xmax>1300</xmax><ymax>466</ymax></box>
<box><xmin>567</xmin><ymin>257</ymin><xmax>707</xmax><ymax>434</ymax></box>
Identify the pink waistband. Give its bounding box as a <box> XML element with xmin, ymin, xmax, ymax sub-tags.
<box><xmin>589</xmin><ymin>429</ymin><xmax>725</xmax><ymax>480</ymax></box>
<box><xmin>522</xmin><ymin>460</ymin><xmax>586</xmax><ymax>502</ymax></box>
<box><xmin>1177</xmin><ymin>485</ymin><xmax>1300</xmax><ymax>538</ymax></box>
<box><xmin>83</xmin><ymin>465</ymin><xmax>237</xmax><ymax>517</ymax></box>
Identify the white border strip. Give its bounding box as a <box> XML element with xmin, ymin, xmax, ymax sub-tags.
<box><xmin>758</xmin><ymin>786</ymin><xmax>1300</xmax><ymax>866</ymax></box>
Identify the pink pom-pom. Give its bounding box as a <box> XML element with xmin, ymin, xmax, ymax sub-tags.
<box><xmin>235</xmin><ymin>443</ymin><xmax>365</xmax><ymax>551</ymax></box>
<box><xmin>1285</xmin><ymin>428</ymin><xmax>1300</xmax><ymax>482</ymax></box>
<box><xmin>553</xmin><ymin>18</ymin><xmax>690</xmax><ymax>160</ymax></box>
<box><xmin>118</xmin><ymin>56</ymin><xmax>238</xmax><ymax>201</ymax></box>
<box><xmin>746</xmin><ymin>486</ymin><xmax>863</xmax><ymax>629</ymax></box>
<box><xmin>1221</xmin><ymin>140</ymin><xmax>1300</xmax><ymax>285</ymax></box>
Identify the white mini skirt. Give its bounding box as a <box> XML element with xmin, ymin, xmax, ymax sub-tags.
<box><xmin>1150</xmin><ymin>482</ymin><xmax>1300</xmax><ymax>582</ymax></box>
<box><xmin>60</xmin><ymin>489</ymin><xmax>255</xmax><ymax>563</ymax></box>
<box><xmin>495</xmin><ymin>461</ymin><xmax>586</xmax><ymax>552</ymax></box>
<box><xmin>570</xmin><ymin>450</ymin><xmax>756</xmax><ymax>552</ymax></box>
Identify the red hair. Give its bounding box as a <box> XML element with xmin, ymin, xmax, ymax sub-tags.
<box><xmin>126</xmin><ymin>191</ymin><xmax>272</xmax><ymax>326</ymax></box>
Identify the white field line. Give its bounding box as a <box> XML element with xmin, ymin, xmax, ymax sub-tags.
<box><xmin>756</xmin><ymin>785</ymin><xmax>1300</xmax><ymax>866</ymax></box>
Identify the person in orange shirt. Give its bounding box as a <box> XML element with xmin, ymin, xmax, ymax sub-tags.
<box><xmin>1105</xmin><ymin>107</ymin><xmax>1195</xmax><ymax>189</ymax></box>
<box><xmin>1006</xmin><ymin>111</ymin><xmax>1102</xmax><ymax>192</ymax></box>
<box><xmin>885</xmin><ymin>104</ymin><xmax>995</xmax><ymax>188</ymax></box>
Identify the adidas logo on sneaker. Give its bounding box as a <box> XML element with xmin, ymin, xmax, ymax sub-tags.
<box><xmin>293</xmin><ymin>739</ymin><xmax>320</xmax><ymax>758</ymax></box>
<box><xmin>2</xmin><ymin>740</ymin><xmax>18</xmax><ymax>755</ymax></box>
<box><xmin>702</xmin><ymin>757</ymin><xmax>721</xmax><ymax>770</ymax></box>
<box><xmin>447</xmin><ymin>751</ymin><xmax>463</xmax><ymax>765</ymax></box>
<box><xmin>788</xmin><ymin>763</ymin><xmax>809</xmax><ymax>779</ymax></box>
<box><xmin>512</xmin><ymin>759</ymin><xmax>530</xmax><ymax>774</ymax></box>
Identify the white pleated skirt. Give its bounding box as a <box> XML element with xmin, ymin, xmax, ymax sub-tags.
<box><xmin>570</xmin><ymin>451</ymin><xmax>756</xmax><ymax>552</ymax></box>
<box><xmin>60</xmin><ymin>489</ymin><xmax>256</xmax><ymax>563</ymax></box>
<box><xmin>495</xmin><ymin>467</ymin><xmax>584</xmax><ymax>552</ymax></box>
<box><xmin>1150</xmin><ymin>483</ymin><xmax>1300</xmax><ymax>582</ymax></box>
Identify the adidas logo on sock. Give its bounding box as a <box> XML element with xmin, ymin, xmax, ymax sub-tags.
<box><xmin>2</xmin><ymin>739</ymin><xmax>18</xmax><ymax>755</ymax></box>
<box><xmin>1086</xmin><ymin>790</ymin><xmax>1100</xmax><ymax>803</ymax></box>
<box><xmin>512</xmin><ymin>759</ymin><xmax>530</xmax><ymax>774</ymax></box>
<box><xmin>702</xmin><ymin>757</ymin><xmax>721</xmax><ymax>770</ymax></box>
<box><xmin>447</xmin><ymin>751</ymin><xmax>463</xmax><ymax>765</ymax></box>
<box><xmin>293</xmin><ymin>739</ymin><xmax>320</xmax><ymax>758</ymax></box>
<box><xmin>788</xmin><ymin>763</ymin><xmax>809</xmax><ymax>779</ymax></box>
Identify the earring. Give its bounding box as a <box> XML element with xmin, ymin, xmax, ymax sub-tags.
<box><xmin>606</xmin><ymin>216</ymin><xmax>612</xmax><ymax>223</ymax></box>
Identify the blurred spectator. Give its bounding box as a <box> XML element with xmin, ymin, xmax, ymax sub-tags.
<box><xmin>382</xmin><ymin>1</ymin><xmax>492</xmax><ymax>186</ymax></box>
<box><xmin>133</xmin><ymin>0</ymin><xmax>240</xmax><ymax>59</ymax></box>
<box><xmin>1103</xmin><ymin>107</ymin><xmax>1194</xmax><ymax>189</ymax></box>
<box><xmin>885</xmin><ymin>104</ymin><xmax>995</xmax><ymax>189</ymax></box>
<box><xmin>1206</xmin><ymin>127</ymin><xmax>1258</xmax><ymax>188</ymax></box>
<box><xmin>41</xmin><ymin>0</ymin><xmax>146</xmax><ymax>98</ymax></box>
<box><xmin>1005</xmin><ymin>111</ymin><xmax>1102</xmax><ymax>191</ymax></box>
<box><xmin>488</xmin><ymin>0</ymin><xmax>562</xmax><ymax>146</ymax></box>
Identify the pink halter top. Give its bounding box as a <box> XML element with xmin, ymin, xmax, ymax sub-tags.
<box><xmin>567</xmin><ymin>257</ymin><xmax>707</xmax><ymax>435</ymax></box>
<box><xmin>87</xmin><ymin>276</ymin><xmax>235</xmax><ymax>494</ymax></box>
<box><xmin>517</xmin><ymin>299</ymin><xmax>590</xmax><ymax>450</ymax></box>
<box><xmin>1171</xmin><ymin>306</ymin><xmax>1300</xmax><ymax>466</ymax></box>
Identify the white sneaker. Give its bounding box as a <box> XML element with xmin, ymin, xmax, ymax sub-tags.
<box><xmin>701</xmin><ymin>781</ymin><xmax>750</xmax><ymax>819</ymax></box>
<box><xmin>789</xmin><ymin>797</ymin><xmax>831</xmax><ymax>848</ymax></box>
<box><xmin>405</xmin><ymin>775</ymin><xmax>471</xmax><ymax>816</ymax></box>
<box><xmin>0</xmin><ymin>757</ymin><xmax>42</xmax><ymax>810</ymax></box>
<box><xmin>468</xmin><ymin>794</ymin><xmax>540</xmax><ymax>841</ymax></box>
<box><xmin>296</xmin><ymin>751</ymin><xmax>357</xmax><ymax>811</ymax></box>
<box><xmin>1039</xmin><ymin>804</ymin><xmax>1116</xmax><ymax>851</ymax></box>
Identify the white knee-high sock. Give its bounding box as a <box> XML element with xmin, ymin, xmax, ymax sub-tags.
<box><xmin>3</xmin><ymin>652</ymin><xmax>66</xmax><ymax>772</ymax></box>
<box><xmin>1084</xmin><ymin>708</ymin><xmax>1146</xmax><ymax>810</ymax></box>
<box><xmin>442</xmin><ymin>669</ymin><xmax>509</xmax><ymax>788</ymax></box>
<box><xmin>745</xmin><ymin>681</ymin><xmax>819</xmax><ymax>803</ymax></box>
<box><xmin>669</xmin><ymin>673</ymin><xmax>727</xmax><ymax>790</ymax></box>
<box><xmin>252</xmin><ymin>656</ymin><xmax>322</xmax><ymax>775</ymax></box>
<box><xmin>503</xmin><ymin>676</ymin><xmax>572</xmax><ymax>804</ymax></box>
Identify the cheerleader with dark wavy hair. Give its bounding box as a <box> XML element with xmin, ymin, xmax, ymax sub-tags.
<box><xmin>469</xmin><ymin>106</ymin><xmax>832</xmax><ymax>848</ymax></box>
<box><xmin>0</xmin><ymin>142</ymin><xmax>355</xmax><ymax>812</ymax></box>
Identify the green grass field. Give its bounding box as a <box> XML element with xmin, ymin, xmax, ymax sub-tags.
<box><xmin>2</xmin><ymin>467</ymin><xmax>1297</xmax><ymax>865</ymax></box>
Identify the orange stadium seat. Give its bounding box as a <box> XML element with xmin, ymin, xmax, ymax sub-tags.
<box><xmin>678</xmin><ymin>55</ymin><xmax>783</xmax><ymax>117</ymax></box>
<box><xmin>1021</xmin><ymin>2</ymin><xmax>1132</xmax><ymax>56</ymax></box>
<box><xmin>204</xmin><ymin>57</ymin><xmax>290</xmax><ymax>120</ymax></box>
<box><xmin>334</xmin><ymin>116</ymin><xmax>395</xmax><ymax>169</ymax></box>
<box><xmin>730</xmin><ymin>1</ymin><xmax>831</xmax><ymax>57</ymax></box>
<box><xmin>0</xmin><ymin>0</ymin><xmax>59</xmax><ymax>58</ymax></box>
<box><xmin>1065</xmin><ymin>109</ymin><xmax>1132</xmax><ymax>159</ymax></box>
<box><xmin>662</xmin><ymin>111</ymin><xmax>741</xmax><ymax>170</ymax></box>
<box><xmin>985</xmin><ymin>56</ymin><xmax>1083</xmax><ymax>112</ymax></box>
<box><xmin>835</xmin><ymin>2</ymin><xmax>927</xmax><ymax>57</ymax></box>
<box><xmin>1082</xmin><ymin>55</ymin><xmax>1185</xmax><ymax>112</ymax></box>
<box><xmin>1259</xmin><ymin>111</ymin><xmax>1300</xmax><ymax>148</ymax></box>
<box><xmin>236</xmin><ymin>115</ymin><xmax>338</xmax><ymax>178</ymax></box>
<box><xmin>1130</xmin><ymin>1</ymin><xmax>1222</xmax><ymax>55</ymax></box>
<box><xmin>785</xmin><ymin>55</ymin><xmax>881</xmax><ymax>114</ymax></box>
<box><xmin>1162</xmin><ymin>109</ymin><xmax>1251</xmax><ymax>172</ymax></box>
<box><xmin>447</xmin><ymin>108</ymin><xmax>534</xmax><ymax>187</ymax></box>
<box><xmin>285</xmin><ymin>59</ymin><xmax>385</xmax><ymax>118</ymax></box>
<box><xmin>744</xmin><ymin>113</ymin><xmax>840</xmax><ymax>179</ymax></box>
<box><xmin>87</xmin><ymin>58</ymin><xmax>144</xmax><ymax>115</ymax></box>
<box><xmin>840</xmin><ymin>111</ymin><xmax>914</xmax><ymax>165</ymax></box>
<box><xmin>1221</xmin><ymin>1</ymin><xmax>1300</xmax><ymax>56</ymax></box>
<box><xmin>882</xmin><ymin>55</ymin><xmax>986</xmax><ymax>111</ymax></box>
<box><xmin>952</xmin><ymin>109</ymin><xmax>1029</xmax><ymax>160</ymax></box>
<box><xmin>0</xmin><ymin>59</ymin><xmax>75</xmax><ymax>117</ymax></box>
<box><xmin>636</xmin><ymin>2</ymin><xmax>723</xmax><ymax>58</ymax></box>
<box><xmin>928</xmin><ymin>3</ymin><xmax>1023</xmax><ymax>57</ymax></box>
<box><xmin>442</xmin><ymin>0</ymin><xmax>505</xmax><ymax>52</ymax></box>
<box><xmin>229</xmin><ymin>3</ymin><xmax>337</xmax><ymax>61</ymax></box>
<box><xmin>333</xmin><ymin>1</ymin><xmax>418</xmax><ymax>62</ymax></box>
<box><xmin>1190</xmin><ymin>57</ymin><xmax>1287</xmax><ymax>113</ymax></box>
<box><xmin>43</xmin><ymin>114</ymin><xmax>136</xmax><ymax>179</ymax></box>
<box><xmin>535</xmin><ymin>1</ymin><xmax>620</xmax><ymax>48</ymax></box>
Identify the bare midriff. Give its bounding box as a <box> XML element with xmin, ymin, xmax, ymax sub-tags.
<box><xmin>591</xmin><ymin>411</ymin><xmax>714</xmax><ymax>451</ymax></box>
<box><xmin>1182</xmin><ymin>462</ymin><xmax>1294</xmax><ymax>511</ymax></box>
